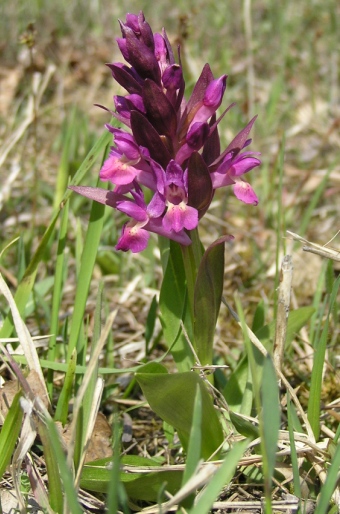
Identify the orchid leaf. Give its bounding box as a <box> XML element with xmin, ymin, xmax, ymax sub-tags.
<box><xmin>159</xmin><ymin>241</ymin><xmax>194</xmax><ymax>371</ymax></box>
<box><xmin>194</xmin><ymin>236</ymin><xmax>232</xmax><ymax>366</ymax></box>
<box><xmin>229</xmin><ymin>411</ymin><xmax>259</xmax><ymax>440</ymax></box>
<box><xmin>135</xmin><ymin>369</ymin><xmax>224</xmax><ymax>460</ymax></box>
<box><xmin>81</xmin><ymin>456</ymin><xmax>183</xmax><ymax>501</ymax></box>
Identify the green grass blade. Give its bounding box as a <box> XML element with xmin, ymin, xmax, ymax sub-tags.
<box><xmin>47</xmin><ymin>198</ymin><xmax>69</xmax><ymax>398</ymax></box>
<box><xmin>190</xmin><ymin>440</ymin><xmax>248</xmax><ymax>513</ymax></box>
<box><xmin>0</xmin><ymin>129</ymin><xmax>111</xmax><ymax>340</ymax></box>
<box><xmin>308</xmin><ymin>275</ymin><xmax>340</xmax><ymax>439</ymax></box>
<box><xmin>314</xmin><ymin>443</ymin><xmax>340</xmax><ymax>514</ymax></box>
<box><xmin>43</xmin><ymin>415</ymin><xmax>83</xmax><ymax>514</ymax></box>
<box><xmin>66</xmin><ymin>182</ymin><xmax>106</xmax><ymax>365</ymax></box>
<box><xmin>261</xmin><ymin>355</ymin><xmax>280</xmax><ymax>512</ymax></box>
<box><xmin>73</xmin><ymin>282</ymin><xmax>103</xmax><ymax>472</ymax></box>
<box><xmin>287</xmin><ymin>392</ymin><xmax>302</xmax><ymax>500</ymax></box>
<box><xmin>37</xmin><ymin>420</ymin><xmax>64</xmax><ymax>513</ymax></box>
<box><xmin>55</xmin><ymin>348</ymin><xmax>77</xmax><ymax>424</ymax></box>
<box><xmin>0</xmin><ymin>391</ymin><xmax>23</xmax><ymax>479</ymax></box>
<box><xmin>0</xmin><ymin>210</ymin><xmax>60</xmax><ymax>338</ymax></box>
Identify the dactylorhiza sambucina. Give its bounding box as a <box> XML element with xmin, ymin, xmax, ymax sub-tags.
<box><xmin>70</xmin><ymin>12</ymin><xmax>261</xmax><ymax>253</ymax></box>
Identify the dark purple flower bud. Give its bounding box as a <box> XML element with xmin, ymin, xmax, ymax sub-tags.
<box><xmin>137</xmin><ymin>12</ymin><xmax>155</xmax><ymax>52</ymax></box>
<box><xmin>117</xmin><ymin>14</ymin><xmax>161</xmax><ymax>84</ymax></box>
<box><xmin>162</xmin><ymin>64</ymin><xmax>184</xmax><ymax>91</ymax></box>
<box><xmin>204</xmin><ymin>76</ymin><xmax>227</xmax><ymax>107</ymax></box>
<box><xmin>116</xmin><ymin>37</ymin><xmax>129</xmax><ymax>61</ymax></box>
<box><xmin>186</xmin><ymin>122</ymin><xmax>210</xmax><ymax>150</ymax></box>
<box><xmin>124</xmin><ymin>13</ymin><xmax>140</xmax><ymax>32</ymax></box>
<box><xmin>190</xmin><ymin>75</ymin><xmax>227</xmax><ymax>126</ymax></box>
<box><xmin>154</xmin><ymin>33</ymin><xmax>168</xmax><ymax>71</ymax></box>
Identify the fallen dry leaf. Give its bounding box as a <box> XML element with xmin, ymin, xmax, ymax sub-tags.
<box><xmin>57</xmin><ymin>412</ymin><xmax>113</xmax><ymax>463</ymax></box>
<box><xmin>0</xmin><ymin>370</ymin><xmax>49</xmax><ymax>424</ymax></box>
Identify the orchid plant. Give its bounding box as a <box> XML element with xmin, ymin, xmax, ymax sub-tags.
<box><xmin>70</xmin><ymin>11</ymin><xmax>260</xmax><ymax>458</ymax></box>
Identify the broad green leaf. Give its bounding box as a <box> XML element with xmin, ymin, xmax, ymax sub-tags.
<box><xmin>0</xmin><ymin>391</ymin><xmax>23</xmax><ymax>479</ymax></box>
<box><xmin>136</xmin><ymin>370</ymin><xmax>223</xmax><ymax>459</ymax></box>
<box><xmin>81</xmin><ymin>456</ymin><xmax>183</xmax><ymax>501</ymax></box>
<box><xmin>145</xmin><ymin>295</ymin><xmax>158</xmax><ymax>351</ymax></box>
<box><xmin>159</xmin><ymin>241</ymin><xmax>194</xmax><ymax>370</ymax></box>
<box><xmin>229</xmin><ymin>411</ymin><xmax>259</xmax><ymax>440</ymax></box>
<box><xmin>137</xmin><ymin>361</ymin><xmax>168</xmax><ymax>374</ymax></box>
<box><xmin>194</xmin><ymin>236</ymin><xmax>230</xmax><ymax>366</ymax></box>
<box><xmin>181</xmin><ymin>385</ymin><xmax>202</xmax><ymax>509</ymax></box>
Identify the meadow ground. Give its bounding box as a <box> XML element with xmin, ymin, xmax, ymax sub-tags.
<box><xmin>0</xmin><ymin>1</ymin><xmax>339</xmax><ymax>512</ymax></box>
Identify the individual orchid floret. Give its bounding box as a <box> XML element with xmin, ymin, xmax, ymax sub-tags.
<box><xmin>99</xmin><ymin>128</ymin><xmax>151</xmax><ymax>186</ymax></box>
<box><xmin>189</xmin><ymin>75</ymin><xmax>227</xmax><ymax>127</ymax></box>
<box><xmin>210</xmin><ymin>150</ymin><xmax>260</xmax><ymax>205</ymax></box>
<box><xmin>155</xmin><ymin>160</ymin><xmax>199</xmax><ymax>233</ymax></box>
<box><xmin>209</xmin><ymin>116</ymin><xmax>261</xmax><ymax>205</ymax></box>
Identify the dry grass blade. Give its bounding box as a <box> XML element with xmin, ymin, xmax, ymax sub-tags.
<box><xmin>0</xmin><ymin>274</ymin><xmax>50</xmax><ymax>406</ymax></box>
<box><xmin>274</xmin><ymin>255</ymin><xmax>293</xmax><ymax>374</ymax></box>
<box><xmin>287</xmin><ymin>231</ymin><xmax>340</xmax><ymax>262</ymax></box>
<box><xmin>0</xmin><ymin>64</ymin><xmax>56</xmax><ymax>169</ymax></box>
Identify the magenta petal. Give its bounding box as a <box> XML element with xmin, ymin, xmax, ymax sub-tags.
<box><xmin>233</xmin><ymin>180</ymin><xmax>258</xmax><ymax>205</ymax></box>
<box><xmin>99</xmin><ymin>155</ymin><xmax>138</xmax><ymax>185</ymax></box>
<box><xmin>116</xmin><ymin>200</ymin><xmax>147</xmax><ymax>221</ymax></box>
<box><xmin>231</xmin><ymin>157</ymin><xmax>261</xmax><ymax>177</ymax></box>
<box><xmin>147</xmin><ymin>191</ymin><xmax>166</xmax><ymax>218</ymax></box>
<box><xmin>146</xmin><ymin>218</ymin><xmax>192</xmax><ymax>245</ymax></box>
<box><xmin>210</xmin><ymin>171</ymin><xmax>234</xmax><ymax>189</ymax></box>
<box><xmin>163</xmin><ymin>203</ymin><xmax>198</xmax><ymax>232</ymax></box>
<box><xmin>116</xmin><ymin>224</ymin><xmax>150</xmax><ymax>253</ymax></box>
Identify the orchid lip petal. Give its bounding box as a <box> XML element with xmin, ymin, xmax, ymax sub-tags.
<box><xmin>233</xmin><ymin>180</ymin><xmax>259</xmax><ymax>205</ymax></box>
